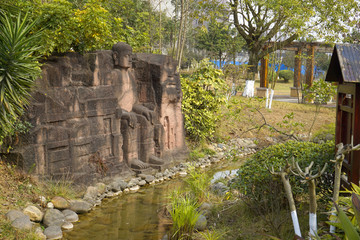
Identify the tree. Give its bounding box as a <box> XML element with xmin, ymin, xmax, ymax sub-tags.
<box><xmin>0</xmin><ymin>12</ymin><xmax>41</xmax><ymax>139</ymax></box>
<box><xmin>196</xmin><ymin>19</ymin><xmax>245</xmax><ymax>68</ymax></box>
<box><xmin>229</xmin><ymin>0</ymin><xmax>358</xmax><ymax>80</ymax></box>
<box><xmin>196</xmin><ymin>20</ymin><xmax>230</xmax><ymax>68</ymax></box>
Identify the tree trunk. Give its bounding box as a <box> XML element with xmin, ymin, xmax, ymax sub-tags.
<box><xmin>247</xmin><ymin>50</ymin><xmax>259</xmax><ymax>80</ymax></box>
<box><xmin>309</xmin><ymin>180</ymin><xmax>317</xmax><ymax>237</ymax></box>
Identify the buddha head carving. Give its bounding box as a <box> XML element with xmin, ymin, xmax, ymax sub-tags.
<box><xmin>112</xmin><ymin>42</ymin><xmax>132</xmax><ymax>69</ymax></box>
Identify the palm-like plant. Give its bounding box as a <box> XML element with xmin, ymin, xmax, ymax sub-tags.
<box><xmin>0</xmin><ymin>12</ymin><xmax>41</xmax><ymax>138</ymax></box>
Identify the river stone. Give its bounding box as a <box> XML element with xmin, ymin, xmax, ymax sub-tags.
<box><xmin>179</xmin><ymin>171</ymin><xmax>187</xmax><ymax>177</ymax></box>
<box><xmin>69</xmin><ymin>199</ymin><xmax>92</xmax><ymax>213</ymax></box>
<box><xmin>47</xmin><ymin>202</ymin><xmax>54</xmax><ymax>209</ymax></box>
<box><xmin>155</xmin><ymin>172</ymin><xmax>163</xmax><ymax>178</ymax></box>
<box><xmin>195</xmin><ymin>214</ymin><xmax>207</xmax><ymax>231</ymax></box>
<box><xmin>199</xmin><ymin>202</ymin><xmax>212</xmax><ymax>214</ymax></box>
<box><xmin>61</xmin><ymin>221</ymin><xmax>73</xmax><ymax>230</ymax></box>
<box><xmin>6</xmin><ymin>209</ymin><xmax>26</xmax><ymax>222</ymax></box>
<box><xmin>62</xmin><ymin>209</ymin><xmax>79</xmax><ymax>222</ymax></box>
<box><xmin>51</xmin><ymin>196</ymin><xmax>70</xmax><ymax>210</ymax></box>
<box><xmin>11</xmin><ymin>215</ymin><xmax>32</xmax><ymax>230</ymax></box>
<box><xmin>95</xmin><ymin>183</ymin><xmax>107</xmax><ymax>194</ymax></box>
<box><xmin>35</xmin><ymin>227</ymin><xmax>47</xmax><ymax>240</ymax></box>
<box><xmin>145</xmin><ymin>175</ymin><xmax>155</xmax><ymax>183</ymax></box>
<box><xmin>127</xmin><ymin>178</ymin><xmax>139</xmax><ymax>188</ymax></box>
<box><xmin>23</xmin><ymin>205</ymin><xmax>44</xmax><ymax>222</ymax></box>
<box><xmin>138</xmin><ymin>180</ymin><xmax>146</xmax><ymax>186</ymax></box>
<box><xmin>138</xmin><ymin>174</ymin><xmax>147</xmax><ymax>179</ymax></box>
<box><xmin>129</xmin><ymin>185</ymin><xmax>140</xmax><ymax>192</ymax></box>
<box><xmin>84</xmin><ymin>186</ymin><xmax>99</xmax><ymax>200</ymax></box>
<box><xmin>44</xmin><ymin>226</ymin><xmax>63</xmax><ymax>240</ymax></box>
<box><xmin>43</xmin><ymin>209</ymin><xmax>65</xmax><ymax>227</ymax></box>
<box><xmin>110</xmin><ymin>179</ymin><xmax>127</xmax><ymax>192</ymax></box>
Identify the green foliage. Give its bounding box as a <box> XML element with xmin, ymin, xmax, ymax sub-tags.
<box><xmin>0</xmin><ymin>12</ymin><xmax>41</xmax><ymax>140</ymax></box>
<box><xmin>73</xmin><ymin>0</ymin><xmax>113</xmax><ymax>52</ymax></box>
<box><xmin>279</xmin><ymin>70</ymin><xmax>294</xmax><ymax>83</ymax></box>
<box><xmin>168</xmin><ymin>190</ymin><xmax>201</xmax><ymax>240</ymax></box>
<box><xmin>36</xmin><ymin>0</ymin><xmax>76</xmax><ymax>55</ymax></box>
<box><xmin>267</xmin><ymin>68</ymin><xmax>277</xmax><ymax>84</ymax></box>
<box><xmin>303</xmin><ymin>79</ymin><xmax>336</xmax><ymax>104</ymax></box>
<box><xmin>184</xmin><ymin>165</ymin><xmax>212</xmax><ymax>203</ymax></box>
<box><xmin>181</xmin><ymin>59</ymin><xmax>228</xmax><ymax>141</ymax></box>
<box><xmin>330</xmin><ymin>185</ymin><xmax>360</xmax><ymax>239</ymax></box>
<box><xmin>3</xmin><ymin>0</ymin><xmax>173</xmax><ymax>55</ymax></box>
<box><xmin>233</xmin><ymin>141</ymin><xmax>335</xmax><ymax>211</ymax></box>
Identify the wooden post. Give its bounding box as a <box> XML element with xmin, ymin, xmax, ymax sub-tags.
<box><xmin>290</xmin><ymin>48</ymin><xmax>302</xmax><ymax>97</ymax></box>
<box><xmin>306</xmin><ymin>45</ymin><xmax>315</xmax><ymax>88</ymax></box>
<box><xmin>351</xmin><ymin>84</ymin><xmax>360</xmax><ymax>184</ymax></box>
<box><xmin>260</xmin><ymin>55</ymin><xmax>269</xmax><ymax>88</ymax></box>
<box><xmin>294</xmin><ymin>48</ymin><xmax>302</xmax><ymax>88</ymax></box>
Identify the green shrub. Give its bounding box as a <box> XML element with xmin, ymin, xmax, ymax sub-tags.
<box><xmin>267</xmin><ymin>68</ymin><xmax>277</xmax><ymax>83</ymax></box>
<box><xmin>279</xmin><ymin>70</ymin><xmax>294</xmax><ymax>83</ymax></box>
<box><xmin>233</xmin><ymin>141</ymin><xmax>335</xmax><ymax>212</ymax></box>
<box><xmin>168</xmin><ymin>191</ymin><xmax>201</xmax><ymax>240</ymax></box>
<box><xmin>181</xmin><ymin>59</ymin><xmax>227</xmax><ymax>141</ymax></box>
<box><xmin>184</xmin><ymin>165</ymin><xmax>212</xmax><ymax>203</ymax></box>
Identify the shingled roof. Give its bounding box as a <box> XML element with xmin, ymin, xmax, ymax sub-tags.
<box><xmin>325</xmin><ymin>44</ymin><xmax>360</xmax><ymax>83</ymax></box>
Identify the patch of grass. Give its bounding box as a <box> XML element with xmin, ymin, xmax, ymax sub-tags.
<box><xmin>206</xmin><ymin>200</ymin><xmax>308</xmax><ymax>240</ymax></box>
<box><xmin>217</xmin><ymin>95</ymin><xmax>335</xmax><ymax>141</ymax></box>
<box><xmin>167</xmin><ymin>191</ymin><xmax>201</xmax><ymax>240</ymax></box>
<box><xmin>184</xmin><ymin>165</ymin><xmax>212</xmax><ymax>203</ymax></box>
<box><xmin>42</xmin><ymin>176</ymin><xmax>80</xmax><ymax>200</ymax></box>
<box><xmin>0</xmin><ymin>218</ymin><xmax>41</xmax><ymax>240</ymax></box>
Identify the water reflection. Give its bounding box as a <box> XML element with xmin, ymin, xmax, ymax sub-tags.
<box><xmin>64</xmin><ymin>180</ymin><xmax>182</xmax><ymax>240</ymax></box>
<box><xmin>64</xmin><ymin>157</ymin><xmax>246</xmax><ymax>240</ymax></box>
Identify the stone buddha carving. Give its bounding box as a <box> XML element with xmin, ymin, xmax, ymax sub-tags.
<box><xmin>112</xmin><ymin>42</ymin><xmax>163</xmax><ymax>171</ymax></box>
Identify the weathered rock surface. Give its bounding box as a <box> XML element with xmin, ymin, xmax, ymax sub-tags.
<box><xmin>95</xmin><ymin>183</ymin><xmax>107</xmax><ymax>194</ymax></box>
<box><xmin>44</xmin><ymin>226</ymin><xmax>63</xmax><ymax>240</ymax></box>
<box><xmin>61</xmin><ymin>221</ymin><xmax>74</xmax><ymax>230</ymax></box>
<box><xmin>110</xmin><ymin>178</ymin><xmax>128</xmax><ymax>192</ymax></box>
<box><xmin>69</xmin><ymin>199</ymin><xmax>92</xmax><ymax>213</ymax></box>
<box><xmin>11</xmin><ymin>215</ymin><xmax>33</xmax><ymax>230</ymax></box>
<box><xmin>35</xmin><ymin>227</ymin><xmax>47</xmax><ymax>240</ymax></box>
<box><xmin>43</xmin><ymin>209</ymin><xmax>65</xmax><ymax>227</ymax></box>
<box><xmin>23</xmin><ymin>205</ymin><xmax>44</xmax><ymax>222</ymax></box>
<box><xmin>51</xmin><ymin>196</ymin><xmax>70</xmax><ymax>210</ymax></box>
<box><xmin>6</xmin><ymin>210</ymin><xmax>26</xmax><ymax>222</ymax></box>
<box><xmin>62</xmin><ymin>209</ymin><xmax>79</xmax><ymax>222</ymax></box>
<box><xmin>14</xmin><ymin>44</ymin><xmax>187</xmax><ymax>182</ymax></box>
<box><xmin>195</xmin><ymin>214</ymin><xmax>207</xmax><ymax>231</ymax></box>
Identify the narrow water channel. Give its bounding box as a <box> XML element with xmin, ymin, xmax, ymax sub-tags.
<box><xmin>63</xmin><ymin>158</ymin><xmax>245</xmax><ymax>240</ymax></box>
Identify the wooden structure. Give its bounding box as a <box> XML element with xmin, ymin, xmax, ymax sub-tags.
<box><xmin>258</xmin><ymin>42</ymin><xmax>333</xmax><ymax>97</ymax></box>
<box><xmin>325</xmin><ymin>44</ymin><xmax>360</xmax><ymax>186</ymax></box>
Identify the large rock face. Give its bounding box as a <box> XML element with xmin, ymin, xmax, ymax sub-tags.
<box><xmin>14</xmin><ymin>43</ymin><xmax>186</xmax><ymax>181</ymax></box>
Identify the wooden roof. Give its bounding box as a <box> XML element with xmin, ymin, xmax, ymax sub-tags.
<box><xmin>326</xmin><ymin>44</ymin><xmax>360</xmax><ymax>83</ymax></box>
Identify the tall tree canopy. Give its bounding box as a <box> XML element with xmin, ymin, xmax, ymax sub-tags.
<box><xmin>229</xmin><ymin>0</ymin><xmax>358</xmax><ymax>79</ymax></box>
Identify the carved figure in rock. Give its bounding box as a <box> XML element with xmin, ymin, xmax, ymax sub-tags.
<box><xmin>112</xmin><ymin>42</ymin><xmax>163</xmax><ymax>171</ymax></box>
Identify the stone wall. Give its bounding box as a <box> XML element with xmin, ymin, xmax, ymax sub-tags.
<box><xmin>14</xmin><ymin>43</ymin><xmax>186</xmax><ymax>182</ymax></box>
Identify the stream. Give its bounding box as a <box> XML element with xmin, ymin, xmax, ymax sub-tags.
<box><xmin>63</xmin><ymin>158</ymin><xmax>245</xmax><ymax>240</ymax></box>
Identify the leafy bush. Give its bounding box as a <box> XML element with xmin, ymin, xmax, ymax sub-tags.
<box><xmin>233</xmin><ymin>141</ymin><xmax>335</xmax><ymax>212</ymax></box>
<box><xmin>181</xmin><ymin>59</ymin><xmax>227</xmax><ymax>141</ymax></box>
<box><xmin>303</xmin><ymin>78</ymin><xmax>336</xmax><ymax>104</ymax></box>
<box><xmin>279</xmin><ymin>70</ymin><xmax>294</xmax><ymax>83</ymax></box>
